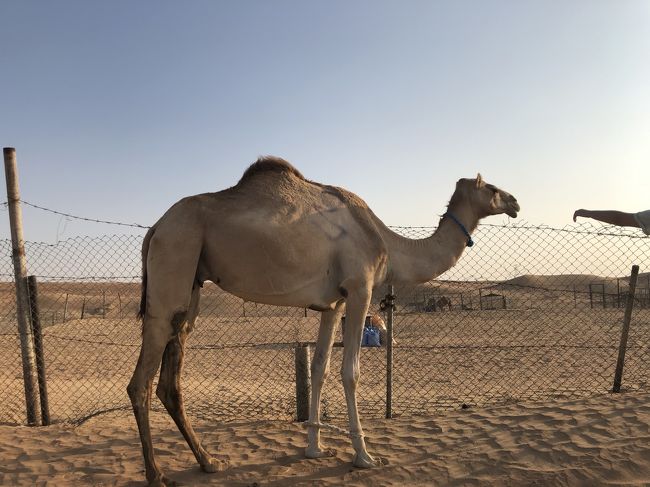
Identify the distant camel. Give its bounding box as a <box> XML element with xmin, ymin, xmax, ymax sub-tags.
<box><xmin>424</xmin><ymin>296</ymin><xmax>451</xmax><ymax>312</ymax></box>
<box><xmin>436</xmin><ymin>296</ymin><xmax>452</xmax><ymax>311</ymax></box>
<box><xmin>128</xmin><ymin>156</ymin><xmax>519</xmax><ymax>485</ymax></box>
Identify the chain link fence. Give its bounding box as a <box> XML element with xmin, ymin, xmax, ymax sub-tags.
<box><xmin>0</xmin><ymin>222</ymin><xmax>648</xmax><ymax>426</ymax></box>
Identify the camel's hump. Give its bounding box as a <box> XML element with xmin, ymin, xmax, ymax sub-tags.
<box><xmin>237</xmin><ymin>156</ymin><xmax>306</xmax><ymax>185</ymax></box>
<box><xmin>234</xmin><ymin>155</ymin><xmax>371</xmax><ymax>213</ymax></box>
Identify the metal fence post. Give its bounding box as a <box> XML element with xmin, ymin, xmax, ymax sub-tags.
<box><xmin>27</xmin><ymin>276</ymin><xmax>50</xmax><ymax>425</ymax></box>
<box><xmin>612</xmin><ymin>265</ymin><xmax>639</xmax><ymax>393</ymax></box>
<box><xmin>384</xmin><ymin>285</ymin><xmax>395</xmax><ymax>419</ymax></box>
<box><xmin>3</xmin><ymin>147</ymin><xmax>41</xmax><ymax>425</ymax></box>
<box><xmin>294</xmin><ymin>344</ymin><xmax>311</xmax><ymax>421</ymax></box>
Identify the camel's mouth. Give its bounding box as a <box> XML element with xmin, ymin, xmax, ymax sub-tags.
<box><xmin>505</xmin><ymin>201</ymin><xmax>520</xmax><ymax>218</ymax></box>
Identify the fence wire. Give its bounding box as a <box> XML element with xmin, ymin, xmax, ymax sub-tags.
<box><xmin>0</xmin><ymin>222</ymin><xmax>648</xmax><ymax>425</ymax></box>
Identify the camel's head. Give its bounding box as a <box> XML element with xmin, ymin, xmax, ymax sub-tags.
<box><xmin>457</xmin><ymin>174</ymin><xmax>520</xmax><ymax>219</ymax></box>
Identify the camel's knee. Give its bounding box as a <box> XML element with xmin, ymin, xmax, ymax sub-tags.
<box><xmin>341</xmin><ymin>364</ymin><xmax>360</xmax><ymax>391</ymax></box>
<box><xmin>311</xmin><ymin>371</ymin><xmax>329</xmax><ymax>393</ymax></box>
<box><xmin>127</xmin><ymin>378</ymin><xmax>149</xmax><ymax>408</ymax></box>
<box><xmin>311</xmin><ymin>356</ymin><xmax>331</xmax><ymax>384</ymax></box>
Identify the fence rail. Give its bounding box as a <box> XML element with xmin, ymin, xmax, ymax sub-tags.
<box><xmin>0</xmin><ymin>220</ymin><xmax>648</xmax><ymax>426</ymax></box>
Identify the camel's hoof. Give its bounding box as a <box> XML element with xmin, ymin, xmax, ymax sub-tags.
<box><xmin>148</xmin><ymin>474</ymin><xmax>178</xmax><ymax>487</ymax></box>
<box><xmin>352</xmin><ymin>453</ymin><xmax>386</xmax><ymax>468</ymax></box>
<box><xmin>200</xmin><ymin>456</ymin><xmax>228</xmax><ymax>473</ymax></box>
<box><xmin>305</xmin><ymin>446</ymin><xmax>336</xmax><ymax>459</ymax></box>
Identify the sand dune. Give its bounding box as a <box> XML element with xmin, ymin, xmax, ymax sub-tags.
<box><xmin>503</xmin><ymin>274</ymin><xmax>617</xmax><ymax>290</ymax></box>
<box><xmin>1</xmin><ymin>392</ymin><xmax>649</xmax><ymax>486</ymax></box>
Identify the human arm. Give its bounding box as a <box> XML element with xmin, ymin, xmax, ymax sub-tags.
<box><xmin>572</xmin><ymin>209</ymin><xmax>640</xmax><ymax>228</ymax></box>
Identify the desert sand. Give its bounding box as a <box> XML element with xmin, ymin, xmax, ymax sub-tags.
<box><xmin>1</xmin><ymin>392</ymin><xmax>649</xmax><ymax>486</ymax></box>
<box><xmin>1</xmin><ymin>273</ymin><xmax>649</xmax><ymax>485</ymax></box>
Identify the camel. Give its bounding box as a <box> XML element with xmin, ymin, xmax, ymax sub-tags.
<box><xmin>424</xmin><ymin>296</ymin><xmax>451</xmax><ymax>312</ymax></box>
<box><xmin>436</xmin><ymin>296</ymin><xmax>452</xmax><ymax>311</ymax></box>
<box><xmin>127</xmin><ymin>156</ymin><xmax>519</xmax><ymax>486</ymax></box>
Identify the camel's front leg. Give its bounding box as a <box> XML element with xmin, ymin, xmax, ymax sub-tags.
<box><xmin>305</xmin><ymin>301</ymin><xmax>345</xmax><ymax>459</ymax></box>
<box><xmin>340</xmin><ymin>282</ymin><xmax>378</xmax><ymax>468</ymax></box>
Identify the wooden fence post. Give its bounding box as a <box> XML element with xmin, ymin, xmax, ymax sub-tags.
<box><xmin>62</xmin><ymin>293</ymin><xmax>68</xmax><ymax>322</ymax></box>
<box><xmin>613</xmin><ymin>265</ymin><xmax>639</xmax><ymax>393</ymax></box>
<box><xmin>294</xmin><ymin>344</ymin><xmax>311</xmax><ymax>421</ymax></box>
<box><xmin>27</xmin><ymin>276</ymin><xmax>50</xmax><ymax>425</ymax></box>
<box><xmin>3</xmin><ymin>147</ymin><xmax>41</xmax><ymax>425</ymax></box>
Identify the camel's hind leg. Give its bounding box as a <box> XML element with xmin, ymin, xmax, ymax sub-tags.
<box><xmin>129</xmin><ymin>222</ymin><xmax>204</xmax><ymax>486</ymax></box>
<box><xmin>156</xmin><ymin>285</ymin><xmax>226</xmax><ymax>474</ymax></box>
<box><xmin>127</xmin><ymin>318</ymin><xmax>174</xmax><ymax>486</ymax></box>
<box><xmin>305</xmin><ymin>301</ymin><xmax>345</xmax><ymax>458</ymax></box>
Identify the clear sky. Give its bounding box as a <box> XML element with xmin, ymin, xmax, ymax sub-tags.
<box><xmin>1</xmin><ymin>1</ymin><xmax>648</xmax><ymax>243</ymax></box>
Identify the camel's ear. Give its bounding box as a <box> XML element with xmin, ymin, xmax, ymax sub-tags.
<box><xmin>476</xmin><ymin>173</ymin><xmax>484</xmax><ymax>188</ymax></box>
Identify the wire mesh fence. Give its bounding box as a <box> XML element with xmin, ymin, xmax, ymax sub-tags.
<box><xmin>0</xmin><ymin>222</ymin><xmax>648</xmax><ymax>426</ymax></box>
<box><xmin>389</xmin><ymin>224</ymin><xmax>650</xmax><ymax>416</ymax></box>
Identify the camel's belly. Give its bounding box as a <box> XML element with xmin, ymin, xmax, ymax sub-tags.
<box><xmin>215</xmin><ymin>279</ymin><xmax>340</xmax><ymax>311</ymax></box>
<box><xmin>199</xmin><ymin>217</ymin><xmax>347</xmax><ymax>306</ymax></box>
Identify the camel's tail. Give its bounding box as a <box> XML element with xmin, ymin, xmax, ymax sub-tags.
<box><xmin>138</xmin><ymin>226</ymin><xmax>156</xmax><ymax>321</ymax></box>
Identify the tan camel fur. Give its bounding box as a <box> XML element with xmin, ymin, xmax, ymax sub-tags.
<box><xmin>127</xmin><ymin>156</ymin><xmax>520</xmax><ymax>486</ymax></box>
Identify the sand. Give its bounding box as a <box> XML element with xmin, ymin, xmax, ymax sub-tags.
<box><xmin>2</xmin><ymin>274</ymin><xmax>649</xmax><ymax>485</ymax></box>
<box><xmin>3</xmin><ymin>307</ymin><xmax>649</xmax><ymax>426</ymax></box>
<box><xmin>1</xmin><ymin>392</ymin><xmax>649</xmax><ymax>486</ymax></box>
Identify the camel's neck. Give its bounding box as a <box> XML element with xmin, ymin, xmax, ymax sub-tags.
<box><xmin>379</xmin><ymin>199</ymin><xmax>480</xmax><ymax>284</ymax></box>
